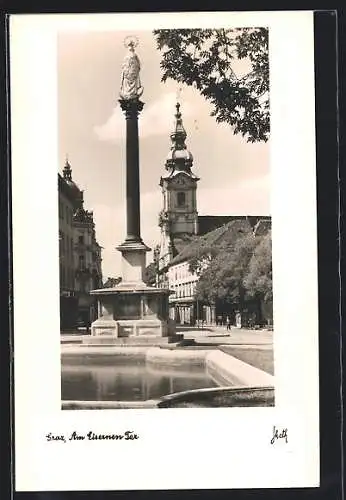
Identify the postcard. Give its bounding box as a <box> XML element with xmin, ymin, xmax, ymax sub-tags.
<box><xmin>10</xmin><ymin>11</ymin><xmax>319</xmax><ymax>491</ymax></box>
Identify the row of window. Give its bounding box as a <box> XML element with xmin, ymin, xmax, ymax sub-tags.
<box><xmin>170</xmin><ymin>264</ymin><xmax>192</xmax><ymax>282</ymax></box>
<box><xmin>78</xmin><ymin>254</ymin><xmax>86</xmax><ymax>270</ymax></box>
<box><xmin>60</xmin><ymin>264</ymin><xmax>101</xmax><ymax>293</ymax></box>
<box><xmin>59</xmin><ymin>199</ymin><xmax>74</xmax><ymax>225</ymax></box>
<box><xmin>76</xmin><ymin>235</ymin><xmax>98</xmax><ymax>262</ymax></box>
<box><xmin>60</xmin><ymin>265</ymin><xmax>74</xmax><ymax>290</ymax></box>
<box><xmin>60</xmin><ymin>231</ymin><xmax>74</xmax><ymax>261</ymax></box>
<box><xmin>171</xmin><ymin>281</ymin><xmax>196</xmax><ymax>299</ymax></box>
<box><xmin>60</xmin><ymin>232</ymin><xmax>99</xmax><ymax>266</ymax></box>
<box><xmin>77</xmin><ymin>253</ymin><xmax>99</xmax><ymax>268</ymax></box>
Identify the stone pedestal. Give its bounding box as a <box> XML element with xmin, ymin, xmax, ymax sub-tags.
<box><xmin>90</xmin><ymin>281</ymin><xmax>175</xmax><ymax>341</ymax></box>
<box><xmin>116</xmin><ymin>240</ymin><xmax>149</xmax><ymax>284</ymax></box>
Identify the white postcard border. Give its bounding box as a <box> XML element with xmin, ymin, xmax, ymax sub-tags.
<box><xmin>10</xmin><ymin>11</ymin><xmax>319</xmax><ymax>491</ymax></box>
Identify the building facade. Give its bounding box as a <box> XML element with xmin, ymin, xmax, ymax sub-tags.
<box><xmin>73</xmin><ymin>191</ymin><xmax>103</xmax><ymax>327</ymax></box>
<box><xmin>59</xmin><ymin>170</ymin><xmax>79</xmax><ymax>330</ymax></box>
<box><xmin>156</xmin><ymin>103</ymin><xmax>272</xmax><ymax>327</ymax></box>
<box><xmin>58</xmin><ymin>159</ymin><xmax>102</xmax><ymax>330</ymax></box>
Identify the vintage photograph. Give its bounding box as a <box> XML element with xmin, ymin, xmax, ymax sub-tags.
<box><xmin>58</xmin><ymin>28</ymin><xmax>274</xmax><ymax>410</ymax></box>
<box><xmin>11</xmin><ymin>11</ymin><xmax>321</xmax><ymax>491</ymax></box>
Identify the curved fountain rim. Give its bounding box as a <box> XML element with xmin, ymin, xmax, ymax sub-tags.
<box><xmin>61</xmin><ymin>385</ymin><xmax>275</xmax><ymax>410</ymax></box>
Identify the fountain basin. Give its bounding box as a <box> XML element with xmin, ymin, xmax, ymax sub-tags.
<box><xmin>61</xmin><ymin>346</ymin><xmax>274</xmax><ymax>409</ymax></box>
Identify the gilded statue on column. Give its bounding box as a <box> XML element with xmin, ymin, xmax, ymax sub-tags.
<box><xmin>119</xmin><ymin>36</ymin><xmax>144</xmax><ymax>100</ymax></box>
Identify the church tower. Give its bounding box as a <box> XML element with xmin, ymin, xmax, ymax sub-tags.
<box><xmin>158</xmin><ymin>102</ymin><xmax>200</xmax><ymax>272</ymax></box>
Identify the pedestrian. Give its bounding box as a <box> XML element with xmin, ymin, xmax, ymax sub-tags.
<box><xmin>226</xmin><ymin>316</ymin><xmax>231</xmax><ymax>331</ymax></box>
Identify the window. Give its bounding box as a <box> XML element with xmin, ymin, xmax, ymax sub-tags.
<box><xmin>79</xmin><ymin>255</ymin><xmax>85</xmax><ymax>270</ymax></box>
<box><xmin>60</xmin><ymin>232</ymin><xmax>65</xmax><ymax>255</ymax></box>
<box><xmin>78</xmin><ymin>235</ymin><xmax>84</xmax><ymax>244</ymax></box>
<box><xmin>177</xmin><ymin>192</ymin><xmax>185</xmax><ymax>207</ymax></box>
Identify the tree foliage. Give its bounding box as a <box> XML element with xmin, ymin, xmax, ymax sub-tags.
<box><xmin>154</xmin><ymin>28</ymin><xmax>269</xmax><ymax>143</ymax></box>
<box><xmin>193</xmin><ymin>230</ymin><xmax>272</xmax><ymax>307</ymax></box>
<box><xmin>188</xmin><ymin>243</ymin><xmax>218</xmax><ymax>276</ymax></box>
<box><xmin>103</xmin><ymin>277</ymin><xmax>122</xmax><ymax>288</ymax></box>
<box><xmin>244</xmin><ymin>232</ymin><xmax>272</xmax><ymax>302</ymax></box>
<box><xmin>143</xmin><ymin>262</ymin><xmax>157</xmax><ymax>286</ymax></box>
<box><xmin>194</xmin><ymin>231</ymin><xmax>257</xmax><ymax>305</ymax></box>
<box><xmin>188</xmin><ymin>220</ymin><xmax>252</xmax><ymax>276</ymax></box>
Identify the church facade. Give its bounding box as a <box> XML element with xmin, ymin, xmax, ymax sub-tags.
<box><xmin>156</xmin><ymin>103</ymin><xmax>271</xmax><ymax>327</ymax></box>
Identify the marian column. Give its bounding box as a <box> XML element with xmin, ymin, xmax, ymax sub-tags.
<box><xmin>89</xmin><ymin>36</ymin><xmax>175</xmax><ymax>342</ymax></box>
<box><xmin>116</xmin><ymin>36</ymin><xmax>150</xmax><ymax>284</ymax></box>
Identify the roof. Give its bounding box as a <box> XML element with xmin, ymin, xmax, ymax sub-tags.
<box><xmin>197</xmin><ymin>215</ymin><xmax>271</xmax><ymax>236</ymax></box>
<box><xmin>160</xmin><ymin>169</ymin><xmax>200</xmax><ymax>183</ymax></box>
<box><xmin>253</xmin><ymin>219</ymin><xmax>272</xmax><ymax>236</ymax></box>
<box><xmin>58</xmin><ymin>173</ymin><xmax>80</xmax><ymax>206</ymax></box>
<box><xmin>171</xmin><ymin>234</ymin><xmax>196</xmax><ymax>257</ymax></box>
<box><xmin>169</xmin><ymin>218</ymin><xmax>254</xmax><ymax>266</ymax></box>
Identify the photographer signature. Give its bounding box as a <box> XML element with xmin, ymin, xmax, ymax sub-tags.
<box><xmin>270</xmin><ymin>426</ymin><xmax>288</xmax><ymax>445</ymax></box>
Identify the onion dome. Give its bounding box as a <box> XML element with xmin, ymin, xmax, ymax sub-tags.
<box><xmin>62</xmin><ymin>157</ymin><xmax>81</xmax><ymax>201</ymax></box>
<box><xmin>165</xmin><ymin>103</ymin><xmax>194</xmax><ymax>170</ymax></box>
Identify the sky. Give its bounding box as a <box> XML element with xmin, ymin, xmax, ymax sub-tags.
<box><xmin>58</xmin><ymin>30</ymin><xmax>270</xmax><ymax>280</ymax></box>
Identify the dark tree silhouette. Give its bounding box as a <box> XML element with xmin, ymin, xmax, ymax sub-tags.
<box><xmin>154</xmin><ymin>28</ymin><xmax>269</xmax><ymax>143</ymax></box>
<box><xmin>143</xmin><ymin>262</ymin><xmax>157</xmax><ymax>286</ymax></box>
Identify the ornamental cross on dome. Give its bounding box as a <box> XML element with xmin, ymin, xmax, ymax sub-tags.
<box><xmin>119</xmin><ymin>35</ymin><xmax>144</xmax><ymax>100</ymax></box>
<box><xmin>171</xmin><ymin>101</ymin><xmax>187</xmax><ymax>149</ymax></box>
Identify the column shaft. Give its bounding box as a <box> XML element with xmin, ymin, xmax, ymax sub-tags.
<box><xmin>126</xmin><ymin>114</ymin><xmax>141</xmax><ymax>241</ymax></box>
<box><xmin>119</xmin><ymin>98</ymin><xmax>144</xmax><ymax>244</ymax></box>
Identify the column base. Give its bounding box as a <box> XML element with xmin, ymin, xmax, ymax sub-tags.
<box><xmin>91</xmin><ymin>318</ymin><xmax>118</xmax><ymax>337</ymax></box>
<box><xmin>91</xmin><ymin>317</ymin><xmax>175</xmax><ymax>338</ymax></box>
<box><xmin>90</xmin><ymin>284</ymin><xmax>175</xmax><ymax>342</ymax></box>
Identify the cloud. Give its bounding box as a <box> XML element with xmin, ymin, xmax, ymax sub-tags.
<box><xmin>198</xmin><ymin>175</ymin><xmax>271</xmax><ymax>215</ymax></box>
<box><xmin>94</xmin><ymin>92</ymin><xmax>193</xmax><ymax>143</ymax></box>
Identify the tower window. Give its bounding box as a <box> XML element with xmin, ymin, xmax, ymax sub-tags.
<box><xmin>177</xmin><ymin>192</ymin><xmax>185</xmax><ymax>207</ymax></box>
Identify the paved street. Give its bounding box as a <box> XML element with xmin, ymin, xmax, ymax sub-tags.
<box><xmin>61</xmin><ymin>325</ymin><xmax>273</xmax><ymax>346</ymax></box>
<box><xmin>180</xmin><ymin>325</ymin><xmax>273</xmax><ymax>346</ymax></box>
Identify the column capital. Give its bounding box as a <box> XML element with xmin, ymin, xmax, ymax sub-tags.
<box><xmin>119</xmin><ymin>98</ymin><xmax>145</xmax><ymax>119</ymax></box>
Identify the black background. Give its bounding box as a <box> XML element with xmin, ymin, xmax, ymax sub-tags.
<box><xmin>0</xmin><ymin>5</ymin><xmax>344</xmax><ymax>500</ymax></box>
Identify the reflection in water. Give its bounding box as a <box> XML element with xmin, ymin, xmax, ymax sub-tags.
<box><xmin>61</xmin><ymin>362</ymin><xmax>217</xmax><ymax>402</ymax></box>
